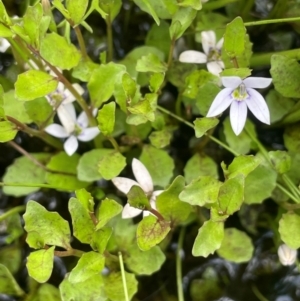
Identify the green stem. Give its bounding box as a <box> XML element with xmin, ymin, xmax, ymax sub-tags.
<box><xmin>176</xmin><ymin>227</ymin><xmax>186</xmax><ymax>301</ymax></box>
<box><xmin>282</xmin><ymin>174</ymin><xmax>300</xmax><ymax>199</ymax></box>
<box><xmin>108</xmin><ymin>137</ymin><xmax>120</xmax><ymax>151</ymax></box>
<box><xmin>74</xmin><ymin>26</ymin><xmax>88</xmax><ymax>59</ymax></box>
<box><xmin>252</xmin><ymin>284</ymin><xmax>269</xmax><ymax>301</ymax></box>
<box><xmin>244</xmin><ymin>16</ymin><xmax>300</xmax><ymax>27</ymax></box>
<box><xmin>118</xmin><ymin>251</ymin><xmax>129</xmax><ymax>301</ymax></box>
<box><xmin>276</xmin><ymin>183</ymin><xmax>300</xmax><ymax>204</ymax></box>
<box><xmin>250</xmin><ymin>49</ymin><xmax>300</xmax><ymax>67</ymax></box>
<box><xmin>167</xmin><ymin>38</ymin><xmax>176</xmax><ymax>68</ymax></box>
<box><xmin>0</xmin><ymin>205</ymin><xmax>26</xmax><ymax>222</ymax></box>
<box><xmin>106</xmin><ymin>14</ymin><xmax>113</xmax><ymax>62</ymax></box>
<box><xmin>0</xmin><ymin>182</ymin><xmax>72</xmax><ymax>190</ymax></box>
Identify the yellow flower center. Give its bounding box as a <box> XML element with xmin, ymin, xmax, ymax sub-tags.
<box><xmin>232</xmin><ymin>83</ymin><xmax>248</xmax><ymax>101</ymax></box>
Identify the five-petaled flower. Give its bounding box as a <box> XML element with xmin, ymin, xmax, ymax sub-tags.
<box><xmin>45</xmin><ymin>103</ymin><xmax>100</xmax><ymax>156</ymax></box>
<box><xmin>112</xmin><ymin>158</ymin><xmax>163</xmax><ymax>219</ymax></box>
<box><xmin>179</xmin><ymin>30</ymin><xmax>224</xmax><ymax>76</ymax></box>
<box><xmin>206</xmin><ymin>76</ymin><xmax>272</xmax><ymax>135</ymax></box>
<box><xmin>278</xmin><ymin>244</ymin><xmax>297</xmax><ymax>266</ymax></box>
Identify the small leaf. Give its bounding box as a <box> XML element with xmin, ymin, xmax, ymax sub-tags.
<box><xmin>137</xmin><ymin>215</ymin><xmax>171</xmax><ymax>251</ymax></box>
<box><xmin>269</xmin><ymin>150</ymin><xmax>291</xmax><ymax>174</ymax></box>
<box><xmin>26</xmin><ymin>247</ymin><xmax>54</xmax><ymax>283</ymax></box>
<box><xmin>194</xmin><ymin>117</ymin><xmax>219</xmax><ymax>138</ymax></box>
<box><xmin>0</xmin><ymin>121</ymin><xmax>17</xmax><ymax>142</ymax></box>
<box><xmin>69</xmin><ymin>252</ymin><xmax>105</xmax><ymax>283</ymax></box>
<box><xmin>95</xmin><ymin>198</ymin><xmax>123</xmax><ymax>230</ymax></box>
<box><xmin>15</xmin><ymin>70</ymin><xmax>58</xmax><ymax>101</ymax></box>
<box><xmin>217</xmin><ymin>228</ymin><xmax>253</xmax><ymax>263</ymax></box>
<box><xmin>127</xmin><ymin>185</ymin><xmax>151</xmax><ymax>210</ymax></box>
<box><xmin>0</xmin><ymin>264</ymin><xmax>24</xmax><ymax>296</ymax></box>
<box><xmin>98</xmin><ymin>151</ymin><xmax>126</xmax><ymax>180</ymax></box>
<box><xmin>220</xmin><ymin>68</ymin><xmax>252</xmax><ymax>79</ymax></box>
<box><xmin>66</xmin><ymin>0</ymin><xmax>88</xmax><ymax>24</ymax></box>
<box><xmin>279</xmin><ymin>212</ymin><xmax>300</xmax><ymax>249</ymax></box>
<box><xmin>97</xmin><ymin>102</ymin><xmax>115</xmax><ymax>136</ymax></box>
<box><xmin>136</xmin><ymin>53</ymin><xmax>167</xmax><ymax>73</ymax></box>
<box><xmin>23</xmin><ymin>201</ymin><xmax>71</xmax><ymax>249</ymax></box>
<box><xmin>178</xmin><ymin>0</ymin><xmax>202</xmax><ymax>10</ymax></box>
<box><xmin>133</xmin><ymin>0</ymin><xmax>160</xmax><ymax>25</ymax></box>
<box><xmin>192</xmin><ymin>220</ymin><xmax>224</xmax><ymax>257</ymax></box>
<box><xmin>75</xmin><ymin>188</ymin><xmax>95</xmax><ymax>212</ymax></box>
<box><xmin>91</xmin><ymin>227</ymin><xmax>112</xmax><ymax>253</ymax></box>
<box><xmin>149</xmin><ymin>129</ymin><xmax>171</xmax><ymax>148</ymax></box>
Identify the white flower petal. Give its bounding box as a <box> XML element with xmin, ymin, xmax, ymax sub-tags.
<box><xmin>44</xmin><ymin>124</ymin><xmax>70</xmax><ymax>138</ymax></box>
<box><xmin>0</xmin><ymin>38</ymin><xmax>10</xmax><ymax>52</ymax></box>
<box><xmin>245</xmin><ymin>88</ymin><xmax>270</xmax><ymax>125</ymax></box>
<box><xmin>216</xmin><ymin>37</ymin><xmax>224</xmax><ymax>50</ymax></box>
<box><xmin>221</xmin><ymin>76</ymin><xmax>242</xmax><ymax>88</ymax></box>
<box><xmin>112</xmin><ymin>177</ymin><xmax>140</xmax><ymax>194</ymax></box>
<box><xmin>57</xmin><ymin>103</ymin><xmax>76</xmax><ymax>134</ymax></box>
<box><xmin>77</xmin><ymin>127</ymin><xmax>100</xmax><ymax>141</ymax></box>
<box><xmin>132</xmin><ymin>158</ymin><xmax>153</xmax><ymax>193</ymax></box>
<box><xmin>243</xmin><ymin>77</ymin><xmax>272</xmax><ymax>89</ymax></box>
<box><xmin>229</xmin><ymin>100</ymin><xmax>248</xmax><ymax>135</ymax></box>
<box><xmin>122</xmin><ymin>203</ymin><xmax>142</xmax><ymax>219</ymax></box>
<box><xmin>142</xmin><ymin>210</ymin><xmax>151</xmax><ymax>217</ymax></box>
<box><xmin>73</xmin><ymin>83</ymin><xmax>84</xmax><ymax>95</ymax></box>
<box><xmin>63</xmin><ymin>89</ymin><xmax>76</xmax><ymax>104</ymax></box>
<box><xmin>206</xmin><ymin>88</ymin><xmax>234</xmax><ymax>117</ymax></box>
<box><xmin>77</xmin><ymin>111</ymin><xmax>89</xmax><ymax>129</ymax></box>
<box><xmin>207</xmin><ymin>61</ymin><xmax>224</xmax><ymax>76</ymax></box>
<box><xmin>201</xmin><ymin>30</ymin><xmax>216</xmax><ymax>55</ymax></box>
<box><xmin>179</xmin><ymin>50</ymin><xmax>207</xmax><ymax>64</ymax></box>
<box><xmin>278</xmin><ymin>244</ymin><xmax>297</xmax><ymax>266</ymax></box>
<box><xmin>149</xmin><ymin>190</ymin><xmax>163</xmax><ymax>208</ymax></box>
<box><xmin>56</xmin><ymin>82</ymin><xmax>64</xmax><ymax>93</ymax></box>
<box><xmin>64</xmin><ymin>135</ymin><xmax>78</xmax><ymax>156</ymax></box>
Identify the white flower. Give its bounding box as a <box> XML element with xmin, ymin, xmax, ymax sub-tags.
<box><xmin>278</xmin><ymin>244</ymin><xmax>297</xmax><ymax>266</ymax></box>
<box><xmin>112</xmin><ymin>158</ymin><xmax>163</xmax><ymax>219</ymax></box>
<box><xmin>46</xmin><ymin>82</ymin><xmax>84</xmax><ymax>133</ymax></box>
<box><xmin>206</xmin><ymin>76</ymin><xmax>272</xmax><ymax>135</ymax></box>
<box><xmin>179</xmin><ymin>30</ymin><xmax>224</xmax><ymax>76</ymax></box>
<box><xmin>45</xmin><ymin>103</ymin><xmax>100</xmax><ymax>156</ymax></box>
<box><xmin>0</xmin><ymin>38</ymin><xmax>10</xmax><ymax>53</ymax></box>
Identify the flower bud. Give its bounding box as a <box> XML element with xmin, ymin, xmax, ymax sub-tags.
<box><xmin>278</xmin><ymin>244</ymin><xmax>297</xmax><ymax>266</ymax></box>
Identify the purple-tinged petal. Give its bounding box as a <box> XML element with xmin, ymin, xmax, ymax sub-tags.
<box><xmin>201</xmin><ymin>30</ymin><xmax>216</xmax><ymax>55</ymax></box>
<box><xmin>179</xmin><ymin>50</ymin><xmax>207</xmax><ymax>64</ymax></box>
<box><xmin>230</xmin><ymin>100</ymin><xmax>248</xmax><ymax>135</ymax></box>
<box><xmin>77</xmin><ymin>111</ymin><xmax>89</xmax><ymax>129</ymax></box>
<box><xmin>216</xmin><ymin>37</ymin><xmax>224</xmax><ymax>50</ymax></box>
<box><xmin>112</xmin><ymin>177</ymin><xmax>140</xmax><ymax>194</ymax></box>
<box><xmin>44</xmin><ymin>124</ymin><xmax>69</xmax><ymax>138</ymax></box>
<box><xmin>207</xmin><ymin>61</ymin><xmax>224</xmax><ymax>76</ymax></box>
<box><xmin>64</xmin><ymin>135</ymin><xmax>78</xmax><ymax>156</ymax></box>
<box><xmin>132</xmin><ymin>158</ymin><xmax>153</xmax><ymax>193</ymax></box>
<box><xmin>245</xmin><ymin>88</ymin><xmax>270</xmax><ymax>124</ymax></box>
<box><xmin>122</xmin><ymin>203</ymin><xmax>142</xmax><ymax>219</ymax></box>
<box><xmin>221</xmin><ymin>76</ymin><xmax>242</xmax><ymax>88</ymax></box>
<box><xmin>77</xmin><ymin>127</ymin><xmax>100</xmax><ymax>142</ymax></box>
<box><xmin>243</xmin><ymin>77</ymin><xmax>272</xmax><ymax>89</ymax></box>
<box><xmin>206</xmin><ymin>88</ymin><xmax>234</xmax><ymax>117</ymax></box>
<box><xmin>57</xmin><ymin>103</ymin><xmax>76</xmax><ymax>134</ymax></box>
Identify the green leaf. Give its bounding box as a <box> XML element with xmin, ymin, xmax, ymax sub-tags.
<box><xmin>91</xmin><ymin>227</ymin><xmax>112</xmax><ymax>253</ymax></box>
<box><xmin>69</xmin><ymin>252</ymin><xmax>105</xmax><ymax>283</ymax></box>
<box><xmin>127</xmin><ymin>185</ymin><xmax>151</xmax><ymax>210</ymax></box>
<box><xmin>149</xmin><ymin>129</ymin><xmax>172</xmax><ymax>148</ymax></box>
<box><xmin>178</xmin><ymin>0</ymin><xmax>202</xmax><ymax>10</ymax></box>
<box><xmin>0</xmin><ymin>24</ymin><xmax>13</xmax><ymax>37</ymax></box>
<box><xmin>279</xmin><ymin>212</ymin><xmax>300</xmax><ymax>249</ymax></box>
<box><xmin>46</xmin><ymin>152</ymin><xmax>89</xmax><ymax>191</ymax></box>
<box><xmin>40</xmin><ymin>33</ymin><xmax>81</xmax><ymax>70</ymax></box>
<box><xmin>68</xmin><ymin>197</ymin><xmax>95</xmax><ymax>244</ymax></box>
<box><xmin>0</xmin><ymin>2</ymin><xmax>12</xmax><ymax>25</ymax></box>
<box><xmin>3</xmin><ymin>153</ymin><xmax>50</xmax><ymax>196</ymax></box>
<box><xmin>270</xmin><ymin>55</ymin><xmax>300</xmax><ymax>98</ymax></box>
<box><xmin>140</xmin><ymin>145</ymin><xmax>174</xmax><ymax>187</ymax></box>
<box><xmin>103</xmin><ymin>271</ymin><xmax>138</xmax><ymax>301</ymax></box>
<box><xmin>0</xmin><ymin>264</ymin><xmax>24</xmax><ymax>296</ymax></box>
<box><xmin>0</xmin><ymin>121</ymin><xmax>17</xmax><ymax>142</ymax></box>
<box><xmin>77</xmin><ymin>149</ymin><xmax>112</xmax><ymax>182</ymax></box>
<box><xmin>149</xmin><ymin>73</ymin><xmax>165</xmax><ymax>93</ymax></box>
<box><xmin>75</xmin><ymin>188</ymin><xmax>95</xmax><ymax>212</ymax></box>
<box><xmin>223</xmin><ymin>118</ymin><xmax>256</xmax><ymax>154</ymax></box>
<box><xmin>99</xmin><ymin>0</ymin><xmax>122</xmax><ymax>21</ymax></box>
<box><xmin>269</xmin><ymin>150</ymin><xmax>291</xmax><ymax>174</ymax></box>
<box><xmin>27</xmin><ymin>247</ymin><xmax>54</xmax><ymax>283</ymax></box>
<box><xmin>220</xmin><ymin>68</ymin><xmax>252</xmax><ymax>79</ymax></box>
<box><xmin>244</xmin><ymin>165</ymin><xmax>277</xmax><ymax>204</ymax></box>
<box><xmin>126</xmin><ymin>244</ymin><xmax>165</xmax><ymax>275</ymax></box>
<box><xmin>31</xmin><ymin>283</ymin><xmax>61</xmax><ymax>301</ymax></box>
<box><xmin>226</xmin><ymin>155</ymin><xmax>261</xmax><ymax>179</ymax></box>
<box><xmin>98</xmin><ymin>151</ymin><xmax>126</xmax><ymax>180</ymax></box>
<box><xmin>179</xmin><ymin>176</ymin><xmax>222</xmax><ymax>206</ymax></box>
<box><xmin>169</xmin><ymin>7</ymin><xmax>197</xmax><ymax>40</ymax></box>
<box><xmin>72</xmin><ymin>59</ymin><xmax>99</xmax><ymax>82</ymax></box>
<box><xmin>66</xmin><ymin>0</ymin><xmax>88</xmax><ymax>24</ymax></box>
<box><xmin>136</xmin><ymin>53</ymin><xmax>167</xmax><ymax>73</ymax></box>
<box><xmin>223</xmin><ymin>17</ymin><xmax>246</xmax><ymax>58</ymax></box>
<box><xmin>4</xmin><ymin>213</ymin><xmax>23</xmax><ymax>244</ymax></box>
<box><xmin>24</xmin><ymin>97</ymin><xmax>53</xmax><ymax>125</ymax></box>
<box><xmin>97</xmin><ymin>102</ymin><xmax>115</xmax><ymax>136</ymax></box>
<box><xmin>156</xmin><ymin>176</ymin><xmax>192</xmax><ymax>225</ymax></box>
<box><xmin>0</xmin><ymin>245</ymin><xmax>22</xmax><ymax>275</ymax></box>
<box><xmin>217</xmin><ymin>228</ymin><xmax>253</xmax><ymax>263</ymax></box>
<box><xmin>23</xmin><ymin>201</ymin><xmax>71</xmax><ymax>249</ymax></box>
<box><xmin>137</xmin><ymin>215</ymin><xmax>171</xmax><ymax>251</ymax></box>
<box><xmin>95</xmin><ymin>198</ymin><xmax>123</xmax><ymax>230</ymax></box>
<box><xmin>15</xmin><ymin>70</ymin><xmax>58</xmax><ymax>101</ymax></box>
<box><xmin>194</xmin><ymin>117</ymin><xmax>219</xmax><ymax>138</ymax></box>
<box><xmin>218</xmin><ymin>175</ymin><xmax>244</xmax><ymax>216</ymax></box>
<box><xmin>88</xmin><ymin>63</ymin><xmax>126</xmax><ymax>107</ymax></box>
<box><xmin>192</xmin><ymin>220</ymin><xmax>224</xmax><ymax>257</ymax></box>
<box><xmin>184</xmin><ymin>153</ymin><xmax>218</xmax><ymax>184</ymax></box>
<box><xmin>60</xmin><ymin>274</ymin><xmax>106</xmax><ymax>301</ymax></box>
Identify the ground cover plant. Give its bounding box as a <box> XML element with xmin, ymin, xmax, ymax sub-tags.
<box><xmin>1</xmin><ymin>0</ymin><xmax>300</xmax><ymax>300</ymax></box>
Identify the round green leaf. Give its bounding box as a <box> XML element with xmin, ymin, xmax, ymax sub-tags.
<box><xmin>279</xmin><ymin>212</ymin><xmax>300</xmax><ymax>249</ymax></box>
<box><xmin>98</xmin><ymin>151</ymin><xmax>126</xmax><ymax>180</ymax></box>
